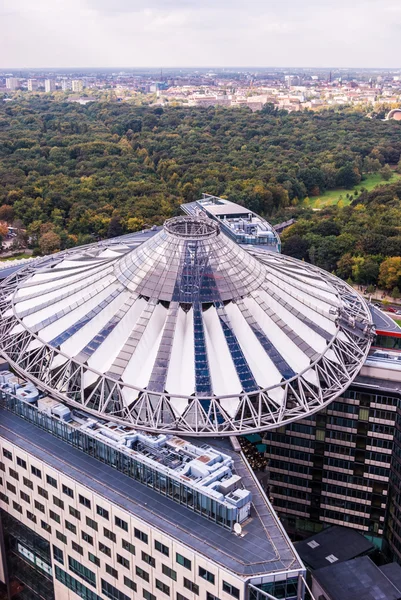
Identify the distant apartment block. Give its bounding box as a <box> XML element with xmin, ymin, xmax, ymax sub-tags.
<box><xmin>45</xmin><ymin>79</ymin><xmax>56</xmax><ymax>93</ymax></box>
<box><xmin>27</xmin><ymin>79</ymin><xmax>38</xmax><ymax>92</ymax></box>
<box><xmin>5</xmin><ymin>78</ymin><xmax>19</xmax><ymax>91</ymax></box>
<box><xmin>71</xmin><ymin>79</ymin><xmax>84</xmax><ymax>92</ymax></box>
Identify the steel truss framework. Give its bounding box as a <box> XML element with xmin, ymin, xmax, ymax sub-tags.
<box><xmin>0</xmin><ymin>245</ymin><xmax>374</xmax><ymax>437</ymax></box>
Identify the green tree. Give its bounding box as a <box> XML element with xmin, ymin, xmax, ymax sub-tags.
<box><xmin>380</xmin><ymin>164</ymin><xmax>393</xmax><ymax>181</ymax></box>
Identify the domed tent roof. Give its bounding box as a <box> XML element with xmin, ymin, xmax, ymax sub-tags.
<box><xmin>0</xmin><ymin>216</ymin><xmax>373</xmax><ymax>436</ymax></box>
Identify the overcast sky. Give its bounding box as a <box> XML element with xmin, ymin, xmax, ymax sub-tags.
<box><xmin>1</xmin><ymin>0</ymin><xmax>401</xmax><ymax>69</ymax></box>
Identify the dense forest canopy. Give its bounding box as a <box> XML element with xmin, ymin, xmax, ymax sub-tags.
<box><xmin>1</xmin><ymin>97</ymin><xmax>401</xmax><ymax>289</ymax></box>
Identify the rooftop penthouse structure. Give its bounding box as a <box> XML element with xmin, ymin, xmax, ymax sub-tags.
<box><xmin>181</xmin><ymin>195</ymin><xmax>281</xmax><ymax>252</ymax></box>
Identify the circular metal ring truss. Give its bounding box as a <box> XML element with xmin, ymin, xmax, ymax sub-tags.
<box><xmin>0</xmin><ymin>247</ymin><xmax>374</xmax><ymax>437</ymax></box>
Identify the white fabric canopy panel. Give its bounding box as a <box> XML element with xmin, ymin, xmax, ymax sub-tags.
<box><xmin>0</xmin><ymin>215</ymin><xmax>373</xmax><ymax>436</ymax></box>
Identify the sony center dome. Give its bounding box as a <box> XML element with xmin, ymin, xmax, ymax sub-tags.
<box><xmin>0</xmin><ymin>213</ymin><xmax>374</xmax><ymax>436</ymax></box>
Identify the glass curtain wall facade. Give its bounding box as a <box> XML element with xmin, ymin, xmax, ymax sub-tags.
<box><xmin>263</xmin><ymin>382</ymin><xmax>398</xmax><ymax>549</ymax></box>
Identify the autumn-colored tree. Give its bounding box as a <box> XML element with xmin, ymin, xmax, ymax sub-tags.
<box><xmin>0</xmin><ymin>205</ymin><xmax>14</xmax><ymax>223</ymax></box>
<box><xmin>39</xmin><ymin>231</ymin><xmax>61</xmax><ymax>255</ymax></box>
<box><xmin>378</xmin><ymin>257</ymin><xmax>401</xmax><ymax>290</ymax></box>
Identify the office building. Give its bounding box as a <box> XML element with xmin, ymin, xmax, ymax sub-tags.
<box><xmin>263</xmin><ymin>310</ymin><xmax>401</xmax><ymax>560</ymax></box>
<box><xmin>27</xmin><ymin>79</ymin><xmax>38</xmax><ymax>92</ymax></box>
<box><xmin>5</xmin><ymin>78</ymin><xmax>19</xmax><ymax>91</ymax></box>
<box><xmin>45</xmin><ymin>79</ymin><xmax>56</xmax><ymax>93</ymax></box>
<box><xmin>0</xmin><ymin>209</ymin><xmax>373</xmax><ymax>599</ymax></box>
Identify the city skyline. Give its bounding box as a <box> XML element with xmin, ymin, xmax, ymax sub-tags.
<box><xmin>1</xmin><ymin>0</ymin><xmax>401</xmax><ymax>69</ymax></box>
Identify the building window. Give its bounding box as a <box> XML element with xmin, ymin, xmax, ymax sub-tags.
<box><xmin>122</xmin><ymin>539</ymin><xmax>135</xmax><ymax>555</ymax></box>
<box><xmin>155</xmin><ymin>540</ymin><xmax>169</xmax><ymax>556</ymax></box>
<box><xmin>41</xmin><ymin>520</ymin><xmax>51</xmax><ymax>533</ymax></box>
<box><xmin>0</xmin><ymin>492</ymin><xmax>8</xmax><ymax>504</ymax></box>
<box><xmin>177</xmin><ymin>595</ymin><xmax>190</xmax><ymax>600</ymax></box>
<box><xmin>65</xmin><ymin>520</ymin><xmax>77</xmax><ymax>534</ymax></box>
<box><xmin>359</xmin><ymin>408</ymin><xmax>369</xmax><ymax>421</ymax></box>
<box><xmin>96</xmin><ymin>505</ymin><xmax>109</xmax><ymax>520</ymax></box>
<box><xmin>34</xmin><ymin>500</ymin><xmax>45</xmax><ymax>513</ymax></box>
<box><xmin>103</xmin><ymin>527</ymin><xmax>116</xmax><ymax>543</ymax></box>
<box><xmin>26</xmin><ymin>510</ymin><xmax>37</xmax><ymax>523</ymax></box>
<box><xmin>79</xmin><ymin>494</ymin><xmax>91</xmax><ymax>509</ymax></box>
<box><xmin>37</xmin><ymin>486</ymin><xmax>48</xmax><ymax>499</ymax></box>
<box><xmin>176</xmin><ymin>553</ymin><xmax>191</xmax><ymax>570</ymax></box>
<box><xmin>68</xmin><ymin>556</ymin><xmax>96</xmax><ymax>587</ymax></box>
<box><xmin>23</xmin><ymin>477</ymin><xmax>33</xmax><ymax>489</ymax></box>
<box><xmin>12</xmin><ymin>501</ymin><xmax>22</xmax><ymax>514</ymax></box>
<box><xmin>141</xmin><ymin>551</ymin><xmax>155</xmax><ymax>567</ymax></box>
<box><xmin>316</xmin><ymin>429</ymin><xmax>325</xmax><ymax>441</ymax></box>
<box><xmin>106</xmin><ymin>564</ymin><xmax>118</xmax><ymax>579</ymax></box>
<box><xmin>88</xmin><ymin>552</ymin><xmax>100</xmax><ymax>567</ymax></box>
<box><xmin>124</xmin><ymin>576</ymin><xmax>137</xmax><ymax>592</ymax></box>
<box><xmin>135</xmin><ymin>566</ymin><xmax>149</xmax><ymax>582</ymax></box>
<box><xmin>20</xmin><ymin>491</ymin><xmax>30</xmax><ymax>504</ymax></box>
<box><xmin>134</xmin><ymin>527</ymin><xmax>148</xmax><ymax>543</ymax></box>
<box><xmin>56</xmin><ymin>531</ymin><xmax>67</xmax><ymax>544</ymax></box>
<box><xmin>156</xmin><ymin>579</ymin><xmax>170</xmax><ymax>596</ymax></box>
<box><xmin>206</xmin><ymin>594</ymin><xmax>221</xmax><ymax>600</ymax></box>
<box><xmin>82</xmin><ymin>531</ymin><xmax>94</xmax><ymax>546</ymax></box>
<box><xmin>53</xmin><ymin>545</ymin><xmax>64</xmax><ymax>565</ymax></box>
<box><xmin>162</xmin><ymin>564</ymin><xmax>177</xmax><ymax>581</ymax></box>
<box><xmin>222</xmin><ymin>582</ymin><xmax>240</xmax><ymax>599</ymax></box>
<box><xmin>183</xmin><ymin>578</ymin><xmax>199</xmax><ymax>595</ymax></box>
<box><xmin>99</xmin><ymin>542</ymin><xmax>111</xmax><ymax>558</ymax></box>
<box><xmin>53</xmin><ymin>496</ymin><xmax>64</xmax><ymax>511</ymax></box>
<box><xmin>101</xmin><ymin>579</ymin><xmax>130</xmax><ymax>600</ymax></box>
<box><xmin>55</xmin><ymin>566</ymin><xmax>102</xmax><ymax>600</ymax></box>
<box><xmin>46</xmin><ymin>474</ymin><xmax>58</xmax><ymax>488</ymax></box>
<box><xmin>0</xmin><ymin>461</ymin><xmax>4</xmax><ymax>471</ymax></box>
<box><xmin>6</xmin><ymin>482</ymin><xmax>16</xmax><ymax>494</ymax></box>
<box><xmin>16</xmin><ymin>457</ymin><xmax>27</xmax><ymax>469</ymax></box>
<box><xmin>9</xmin><ymin>468</ymin><xmax>19</xmax><ymax>481</ymax></box>
<box><xmin>62</xmin><ymin>484</ymin><xmax>74</xmax><ymax>498</ymax></box>
<box><xmin>31</xmin><ymin>465</ymin><xmax>41</xmax><ymax>478</ymax></box>
<box><xmin>86</xmin><ymin>516</ymin><xmax>98</xmax><ymax>531</ymax></box>
<box><xmin>49</xmin><ymin>510</ymin><xmax>61</xmax><ymax>524</ymax></box>
<box><xmin>115</xmin><ymin>516</ymin><xmax>128</xmax><ymax>532</ymax></box>
<box><xmin>117</xmin><ymin>554</ymin><xmax>130</xmax><ymax>569</ymax></box>
<box><xmin>199</xmin><ymin>567</ymin><xmax>215</xmax><ymax>584</ymax></box>
<box><xmin>69</xmin><ymin>506</ymin><xmax>81</xmax><ymax>520</ymax></box>
<box><xmin>2</xmin><ymin>449</ymin><xmax>12</xmax><ymax>460</ymax></box>
<box><xmin>143</xmin><ymin>591</ymin><xmax>156</xmax><ymax>600</ymax></box>
<box><xmin>72</xmin><ymin>541</ymin><xmax>83</xmax><ymax>556</ymax></box>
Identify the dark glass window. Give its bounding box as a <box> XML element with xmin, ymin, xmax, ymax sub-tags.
<box><xmin>31</xmin><ymin>465</ymin><xmax>41</xmax><ymax>478</ymax></box>
<box><xmin>86</xmin><ymin>516</ymin><xmax>98</xmax><ymax>531</ymax></box>
<box><xmin>46</xmin><ymin>474</ymin><xmax>57</xmax><ymax>488</ymax></box>
<box><xmin>99</xmin><ymin>542</ymin><xmax>111</xmax><ymax>557</ymax></box>
<box><xmin>79</xmin><ymin>494</ymin><xmax>91</xmax><ymax>509</ymax></box>
<box><xmin>72</xmin><ymin>541</ymin><xmax>83</xmax><ymax>556</ymax></box>
<box><xmin>156</xmin><ymin>579</ymin><xmax>170</xmax><ymax>596</ymax></box>
<box><xmin>222</xmin><ymin>582</ymin><xmax>240</xmax><ymax>599</ymax></box>
<box><xmin>155</xmin><ymin>540</ymin><xmax>169</xmax><ymax>556</ymax></box>
<box><xmin>103</xmin><ymin>527</ymin><xmax>116</xmax><ymax>543</ymax></box>
<box><xmin>101</xmin><ymin>579</ymin><xmax>130</xmax><ymax>600</ymax></box>
<box><xmin>183</xmin><ymin>578</ymin><xmax>199</xmax><ymax>595</ymax></box>
<box><xmin>65</xmin><ymin>520</ymin><xmax>77</xmax><ymax>534</ymax></box>
<box><xmin>49</xmin><ymin>510</ymin><xmax>61</xmax><ymax>524</ymax></box>
<box><xmin>17</xmin><ymin>457</ymin><xmax>27</xmax><ymax>469</ymax></box>
<box><xmin>162</xmin><ymin>564</ymin><xmax>177</xmax><ymax>581</ymax></box>
<box><xmin>88</xmin><ymin>552</ymin><xmax>100</xmax><ymax>567</ymax></box>
<box><xmin>53</xmin><ymin>545</ymin><xmax>64</xmax><ymax>565</ymax></box>
<box><xmin>69</xmin><ymin>506</ymin><xmax>81</xmax><ymax>520</ymax></box>
<box><xmin>96</xmin><ymin>505</ymin><xmax>109</xmax><ymax>519</ymax></box>
<box><xmin>134</xmin><ymin>527</ymin><xmax>148</xmax><ymax>543</ymax></box>
<box><xmin>136</xmin><ymin>566</ymin><xmax>149</xmax><ymax>582</ymax></box>
<box><xmin>115</xmin><ymin>516</ymin><xmax>128</xmax><ymax>531</ymax></box>
<box><xmin>117</xmin><ymin>554</ymin><xmax>129</xmax><ymax>569</ymax></box>
<box><xmin>82</xmin><ymin>531</ymin><xmax>93</xmax><ymax>545</ymax></box>
<box><xmin>199</xmin><ymin>566</ymin><xmax>215</xmax><ymax>584</ymax></box>
<box><xmin>106</xmin><ymin>564</ymin><xmax>118</xmax><ymax>578</ymax></box>
<box><xmin>62</xmin><ymin>484</ymin><xmax>74</xmax><ymax>498</ymax></box>
<box><xmin>141</xmin><ymin>551</ymin><xmax>155</xmax><ymax>567</ymax></box>
<box><xmin>68</xmin><ymin>556</ymin><xmax>96</xmax><ymax>587</ymax></box>
<box><xmin>176</xmin><ymin>553</ymin><xmax>191</xmax><ymax>570</ymax></box>
<box><xmin>124</xmin><ymin>576</ymin><xmax>137</xmax><ymax>591</ymax></box>
<box><xmin>122</xmin><ymin>539</ymin><xmax>135</xmax><ymax>554</ymax></box>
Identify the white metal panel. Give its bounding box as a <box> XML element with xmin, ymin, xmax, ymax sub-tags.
<box><xmin>203</xmin><ymin>307</ymin><xmax>242</xmax><ymax>396</ymax></box>
<box><xmin>122</xmin><ymin>303</ymin><xmax>168</xmax><ymax>389</ymax></box>
<box><xmin>244</xmin><ymin>295</ymin><xmax>310</xmax><ymax>374</ymax></box>
<box><xmin>87</xmin><ymin>297</ymin><xmax>147</xmax><ymax>375</ymax></box>
<box><xmin>165</xmin><ymin>307</ymin><xmax>195</xmax><ymax>396</ymax></box>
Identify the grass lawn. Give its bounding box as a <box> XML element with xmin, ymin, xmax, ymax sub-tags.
<box><xmin>302</xmin><ymin>172</ymin><xmax>401</xmax><ymax>209</ymax></box>
<box><xmin>0</xmin><ymin>252</ymin><xmax>32</xmax><ymax>262</ymax></box>
<box><xmin>395</xmin><ymin>320</ymin><xmax>401</xmax><ymax>327</ymax></box>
